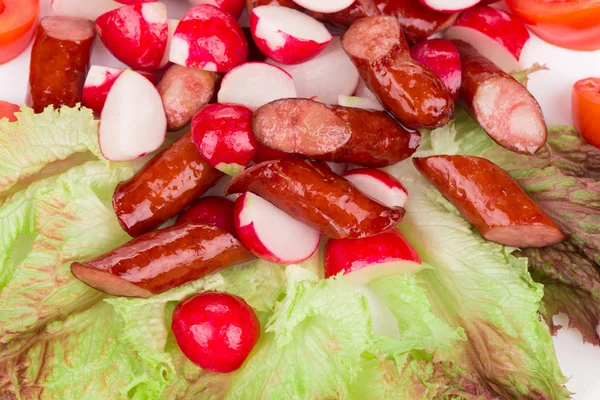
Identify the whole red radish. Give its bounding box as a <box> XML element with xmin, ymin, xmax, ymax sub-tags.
<box><xmin>192</xmin><ymin>104</ymin><xmax>257</xmax><ymax>176</ymax></box>
<box><xmin>96</xmin><ymin>3</ymin><xmax>168</xmax><ymax>71</ymax></box>
<box><xmin>0</xmin><ymin>100</ymin><xmax>20</xmax><ymax>122</ymax></box>
<box><xmin>170</xmin><ymin>5</ymin><xmax>248</xmax><ymax>72</ymax></box>
<box><xmin>177</xmin><ymin>196</ymin><xmax>236</xmax><ymax>235</ymax></box>
<box><xmin>410</xmin><ymin>39</ymin><xmax>461</xmax><ymax>101</ymax></box>
<box><xmin>189</xmin><ymin>0</ymin><xmax>246</xmax><ymax>20</ymax></box>
<box><xmin>172</xmin><ymin>291</ymin><xmax>260</xmax><ymax>373</ymax></box>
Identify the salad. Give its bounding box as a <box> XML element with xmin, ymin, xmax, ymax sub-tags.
<box><xmin>1</xmin><ymin>0</ymin><xmax>600</xmax><ymax>399</ymax></box>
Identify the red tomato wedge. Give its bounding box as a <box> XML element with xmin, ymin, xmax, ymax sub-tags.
<box><xmin>572</xmin><ymin>78</ymin><xmax>600</xmax><ymax>148</ymax></box>
<box><xmin>0</xmin><ymin>0</ymin><xmax>39</xmax><ymax>64</ymax></box>
<box><xmin>505</xmin><ymin>0</ymin><xmax>600</xmax><ymax>51</ymax></box>
<box><xmin>0</xmin><ymin>100</ymin><xmax>19</xmax><ymax>121</ymax></box>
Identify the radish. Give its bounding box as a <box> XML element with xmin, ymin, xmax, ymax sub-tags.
<box><xmin>409</xmin><ymin>39</ymin><xmax>461</xmax><ymax>101</ymax></box>
<box><xmin>343</xmin><ymin>168</ymin><xmax>408</xmax><ymax>208</ymax></box>
<box><xmin>218</xmin><ymin>62</ymin><xmax>297</xmax><ymax>111</ymax></box>
<box><xmin>159</xmin><ymin>19</ymin><xmax>179</xmax><ymax>70</ymax></box>
<box><xmin>191</xmin><ymin>104</ymin><xmax>257</xmax><ymax>176</ymax></box>
<box><xmin>253</xmin><ymin>143</ymin><xmax>296</xmax><ymax>163</ymax></box>
<box><xmin>290</xmin><ymin>0</ymin><xmax>354</xmax><ymax>13</ymax></box>
<box><xmin>338</xmin><ymin>95</ymin><xmax>384</xmax><ymax>111</ymax></box>
<box><xmin>99</xmin><ymin>70</ymin><xmax>167</xmax><ymax>161</ymax></box>
<box><xmin>177</xmin><ymin>196</ymin><xmax>236</xmax><ymax>235</ymax></box>
<box><xmin>444</xmin><ymin>6</ymin><xmax>531</xmax><ymax>72</ymax></box>
<box><xmin>170</xmin><ymin>5</ymin><xmax>248</xmax><ymax>72</ymax></box>
<box><xmin>267</xmin><ymin>36</ymin><xmax>359</xmax><ymax>104</ymax></box>
<box><xmin>250</xmin><ymin>6</ymin><xmax>332</xmax><ymax>65</ymax></box>
<box><xmin>234</xmin><ymin>192</ymin><xmax>320</xmax><ymax>264</ymax></box>
<box><xmin>188</xmin><ymin>0</ymin><xmax>246</xmax><ymax>19</ymax></box>
<box><xmin>325</xmin><ymin>162</ymin><xmax>347</xmax><ymax>175</ymax></box>
<box><xmin>419</xmin><ymin>0</ymin><xmax>481</xmax><ymax>13</ymax></box>
<box><xmin>96</xmin><ymin>3</ymin><xmax>168</xmax><ymax>72</ymax></box>
<box><xmin>50</xmin><ymin>0</ymin><xmax>120</xmax><ymax>20</ymax></box>
<box><xmin>116</xmin><ymin>0</ymin><xmax>157</xmax><ymax>4</ymax></box>
<box><xmin>324</xmin><ymin>230</ymin><xmax>422</xmax><ymax>285</ymax></box>
<box><xmin>354</xmin><ymin>80</ymin><xmax>380</xmax><ymax>103</ymax></box>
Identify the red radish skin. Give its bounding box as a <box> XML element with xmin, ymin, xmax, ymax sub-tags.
<box><xmin>0</xmin><ymin>101</ymin><xmax>20</xmax><ymax>122</ymax></box>
<box><xmin>96</xmin><ymin>3</ymin><xmax>168</xmax><ymax>71</ymax></box>
<box><xmin>189</xmin><ymin>0</ymin><xmax>246</xmax><ymax>20</ymax></box>
<box><xmin>192</xmin><ymin>104</ymin><xmax>257</xmax><ymax>176</ymax></box>
<box><xmin>177</xmin><ymin>196</ymin><xmax>236</xmax><ymax>235</ymax></box>
<box><xmin>251</xmin><ymin>6</ymin><xmax>332</xmax><ymax>65</ymax></box>
<box><xmin>170</xmin><ymin>5</ymin><xmax>248</xmax><ymax>72</ymax></box>
<box><xmin>234</xmin><ymin>192</ymin><xmax>321</xmax><ymax>264</ymax></box>
<box><xmin>172</xmin><ymin>292</ymin><xmax>260</xmax><ymax>373</ymax></box>
<box><xmin>444</xmin><ymin>6</ymin><xmax>530</xmax><ymax>72</ymax></box>
<box><xmin>343</xmin><ymin>168</ymin><xmax>408</xmax><ymax>208</ymax></box>
<box><xmin>410</xmin><ymin>39</ymin><xmax>461</xmax><ymax>101</ymax></box>
<box><xmin>418</xmin><ymin>0</ymin><xmax>481</xmax><ymax>13</ymax></box>
<box><xmin>116</xmin><ymin>0</ymin><xmax>157</xmax><ymax>4</ymax></box>
<box><xmin>324</xmin><ymin>230</ymin><xmax>422</xmax><ymax>284</ymax></box>
<box><xmin>253</xmin><ymin>143</ymin><xmax>297</xmax><ymax>163</ymax></box>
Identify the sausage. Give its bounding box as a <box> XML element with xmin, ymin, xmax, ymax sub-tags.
<box><xmin>157</xmin><ymin>65</ymin><xmax>220</xmax><ymax>131</ymax></box>
<box><xmin>311</xmin><ymin>0</ymin><xmax>380</xmax><ymax>28</ymax></box>
<box><xmin>341</xmin><ymin>16</ymin><xmax>454</xmax><ymax>129</ymax></box>
<box><xmin>413</xmin><ymin>155</ymin><xmax>565</xmax><ymax>248</ymax></box>
<box><xmin>71</xmin><ymin>222</ymin><xmax>254</xmax><ymax>298</ymax></box>
<box><xmin>113</xmin><ymin>131</ymin><xmax>224</xmax><ymax>237</ymax></box>
<box><xmin>225</xmin><ymin>158</ymin><xmax>406</xmax><ymax>239</ymax></box>
<box><xmin>453</xmin><ymin>40</ymin><xmax>547</xmax><ymax>155</ymax></box>
<box><xmin>253</xmin><ymin>98</ymin><xmax>421</xmax><ymax>167</ymax></box>
<box><xmin>27</xmin><ymin>16</ymin><xmax>95</xmax><ymax>113</ymax></box>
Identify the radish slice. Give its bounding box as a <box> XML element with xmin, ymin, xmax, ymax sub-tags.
<box><xmin>419</xmin><ymin>0</ymin><xmax>481</xmax><ymax>13</ymax></box>
<box><xmin>325</xmin><ymin>162</ymin><xmax>348</xmax><ymax>175</ymax></box>
<box><xmin>83</xmin><ymin>66</ymin><xmax>125</xmax><ymax>115</ymax></box>
<box><xmin>50</xmin><ymin>0</ymin><xmax>120</xmax><ymax>20</ymax></box>
<box><xmin>251</xmin><ymin>6</ymin><xmax>332</xmax><ymax>65</ymax></box>
<box><xmin>159</xmin><ymin>19</ymin><xmax>179</xmax><ymax>69</ymax></box>
<box><xmin>290</xmin><ymin>0</ymin><xmax>354</xmax><ymax>13</ymax></box>
<box><xmin>444</xmin><ymin>6</ymin><xmax>531</xmax><ymax>73</ymax></box>
<box><xmin>343</xmin><ymin>168</ymin><xmax>408</xmax><ymax>208</ymax></box>
<box><xmin>218</xmin><ymin>62</ymin><xmax>297</xmax><ymax>110</ymax></box>
<box><xmin>99</xmin><ymin>70</ymin><xmax>167</xmax><ymax>161</ymax></box>
<box><xmin>235</xmin><ymin>192</ymin><xmax>320</xmax><ymax>264</ymax></box>
<box><xmin>267</xmin><ymin>36</ymin><xmax>359</xmax><ymax>104</ymax></box>
<box><xmin>338</xmin><ymin>95</ymin><xmax>384</xmax><ymax>111</ymax></box>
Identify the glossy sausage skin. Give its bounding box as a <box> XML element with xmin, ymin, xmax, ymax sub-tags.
<box><xmin>225</xmin><ymin>159</ymin><xmax>406</xmax><ymax>239</ymax></box>
<box><xmin>71</xmin><ymin>222</ymin><xmax>254</xmax><ymax>298</ymax></box>
<box><xmin>27</xmin><ymin>16</ymin><xmax>95</xmax><ymax>113</ymax></box>
<box><xmin>158</xmin><ymin>65</ymin><xmax>220</xmax><ymax>131</ymax></box>
<box><xmin>413</xmin><ymin>155</ymin><xmax>565</xmax><ymax>248</ymax></box>
<box><xmin>342</xmin><ymin>16</ymin><xmax>454</xmax><ymax>129</ymax></box>
<box><xmin>454</xmin><ymin>40</ymin><xmax>547</xmax><ymax>155</ymax></box>
<box><xmin>253</xmin><ymin>98</ymin><xmax>421</xmax><ymax>167</ymax></box>
<box><xmin>113</xmin><ymin>132</ymin><xmax>224</xmax><ymax>237</ymax></box>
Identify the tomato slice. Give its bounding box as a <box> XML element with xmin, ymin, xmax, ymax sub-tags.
<box><xmin>0</xmin><ymin>100</ymin><xmax>20</xmax><ymax>122</ymax></box>
<box><xmin>505</xmin><ymin>0</ymin><xmax>600</xmax><ymax>51</ymax></box>
<box><xmin>572</xmin><ymin>78</ymin><xmax>600</xmax><ymax>148</ymax></box>
<box><xmin>0</xmin><ymin>0</ymin><xmax>39</xmax><ymax>64</ymax></box>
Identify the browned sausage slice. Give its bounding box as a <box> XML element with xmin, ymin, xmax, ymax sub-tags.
<box><xmin>113</xmin><ymin>132</ymin><xmax>224</xmax><ymax>237</ymax></box>
<box><xmin>225</xmin><ymin>158</ymin><xmax>405</xmax><ymax>239</ymax></box>
<box><xmin>27</xmin><ymin>16</ymin><xmax>96</xmax><ymax>113</ymax></box>
<box><xmin>413</xmin><ymin>155</ymin><xmax>565</xmax><ymax>248</ymax></box>
<box><xmin>71</xmin><ymin>222</ymin><xmax>254</xmax><ymax>298</ymax></box>
<box><xmin>454</xmin><ymin>40</ymin><xmax>547</xmax><ymax>155</ymax></box>
<box><xmin>253</xmin><ymin>98</ymin><xmax>421</xmax><ymax>167</ymax></box>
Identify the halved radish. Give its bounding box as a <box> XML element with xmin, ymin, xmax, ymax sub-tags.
<box><xmin>409</xmin><ymin>38</ymin><xmax>461</xmax><ymax>100</ymax></box>
<box><xmin>324</xmin><ymin>230</ymin><xmax>421</xmax><ymax>285</ymax></box>
<box><xmin>234</xmin><ymin>192</ymin><xmax>320</xmax><ymax>264</ymax></box>
<box><xmin>338</xmin><ymin>95</ymin><xmax>384</xmax><ymax>111</ymax></box>
<box><xmin>96</xmin><ymin>3</ymin><xmax>168</xmax><ymax>71</ymax></box>
<box><xmin>188</xmin><ymin>0</ymin><xmax>246</xmax><ymax>19</ymax></box>
<box><xmin>444</xmin><ymin>6</ymin><xmax>531</xmax><ymax>72</ymax></box>
<box><xmin>192</xmin><ymin>104</ymin><xmax>257</xmax><ymax>176</ymax></box>
<box><xmin>343</xmin><ymin>168</ymin><xmax>408</xmax><ymax>208</ymax></box>
<box><xmin>267</xmin><ymin>36</ymin><xmax>359</xmax><ymax>104</ymax></box>
<box><xmin>170</xmin><ymin>4</ymin><xmax>248</xmax><ymax>72</ymax></box>
<box><xmin>218</xmin><ymin>62</ymin><xmax>297</xmax><ymax>111</ymax></box>
<box><xmin>290</xmin><ymin>0</ymin><xmax>354</xmax><ymax>13</ymax></box>
<box><xmin>50</xmin><ymin>0</ymin><xmax>120</xmax><ymax>20</ymax></box>
<box><xmin>159</xmin><ymin>19</ymin><xmax>179</xmax><ymax>69</ymax></box>
<box><xmin>251</xmin><ymin>6</ymin><xmax>332</xmax><ymax>65</ymax></box>
<box><xmin>419</xmin><ymin>0</ymin><xmax>481</xmax><ymax>13</ymax></box>
<box><xmin>177</xmin><ymin>196</ymin><xmax>236</xmax><ymax>235</ymax></box>
<box><xmin>99</xmin><ymin>70</ymin><xmax>167</xmax><ymax>161</ymax></box>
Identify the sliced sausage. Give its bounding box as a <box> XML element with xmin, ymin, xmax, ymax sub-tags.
<box><xmin>225</xmin><ymin>158</ymin><xmax>406</xmax><ymax>239</ymax></box>
<box><xmin>342</xmin><ymin>16</ymin><xmax>454</xmax><ymax>129</ymax></box>
<box><xmin>113</xmin><ymin>131</ymin><xmax>224</xmax><ymax>237</ymax></box>
<box><xmin>413</xmin><ymin>155</ymin><xmax>565</xmax><ymax>248</ymax></box>
<box><xmin>157</xmin><ymin>65</ymin><xmax>220</xmax><ymax>131</ymax></box>
<box><xmin>454</xmin><ymin>40</ymin><xmax>547</xmax><ymax>155</ymax></box>
<box><xmin>27</xmin><ymin>16</ymin><xmax>96</xmax><ymax>113</ymax></box>
<box><xmin>71</xmin><ymin>222</ymin><xmax>254</xmax><ymax>298</ymax></box>
<box><xmin>253</xmin><ymin>98</ymin><xmax>421</xmax><ymax>167</ymax></box>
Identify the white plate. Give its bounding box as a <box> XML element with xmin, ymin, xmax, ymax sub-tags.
<box><xmin>1</xmin><ymin>0</ymin><xmax>599</xmax><ymax>398</ymax></box>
